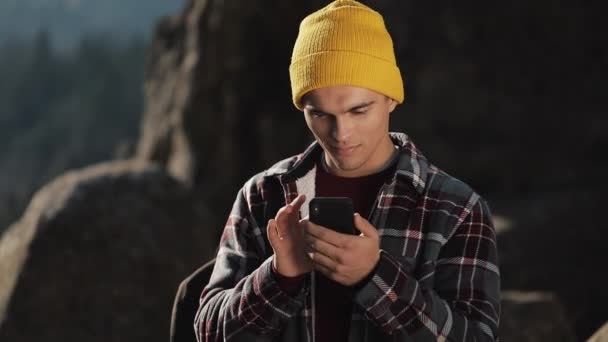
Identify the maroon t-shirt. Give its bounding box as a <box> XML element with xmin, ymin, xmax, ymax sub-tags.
<box><xmin>313</xmin><ymin>156</ymin><xmax>395</xmax><ymax>342</ymax></box>
<box><xmin>274</xmin><ymin>151</ymin><xmax>397</xmax><ymax>341</ymax></box>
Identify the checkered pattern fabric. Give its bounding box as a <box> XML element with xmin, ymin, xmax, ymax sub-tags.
<box><xmin>194</xmin><ymin>132</ymin><xmax>500</xmax><ymax>341</ymax></box>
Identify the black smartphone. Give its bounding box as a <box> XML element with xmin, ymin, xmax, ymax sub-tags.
<box><xmin>309</xmin><ymin>197</ymin><xmax>356</xmax><ymax>235</ymax></box>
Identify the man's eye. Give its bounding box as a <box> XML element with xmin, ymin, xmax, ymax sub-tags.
<box><xmin>311</xmin><ymin>111</ymin><xmax>326</xmax><ymax>118</ymax></box>
<box><xmin>352</xmin><ymin>110</ymin><xmax>367</xmax><ymax>115</ymax></box>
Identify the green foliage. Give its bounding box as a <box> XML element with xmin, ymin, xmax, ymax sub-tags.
<box><xmin>0</xmin><ymin>30</ymin><xmax>148</xmax><ymax>231</ymax></box>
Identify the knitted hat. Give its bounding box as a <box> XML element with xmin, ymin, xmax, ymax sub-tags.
<box><xmin>289</xmin><ymin>0</ymin><xmax>404</xmax><ymax>110</ymax></box>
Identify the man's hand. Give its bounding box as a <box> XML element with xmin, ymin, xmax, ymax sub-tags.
<box><xmin>304</xmin><ymin>213</ymin><xmax>380</xmax><ymax>286</ymax></box>
<box><xmin>267</xmin><ymin>194</ymin><xmax>312</xmax><ymax>277</ymax></box>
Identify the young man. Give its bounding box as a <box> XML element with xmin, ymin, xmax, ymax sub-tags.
<box><xmin>194</xmin><ymin>1</ymin><xmax>500</xmax><ymax>341</ymax></box>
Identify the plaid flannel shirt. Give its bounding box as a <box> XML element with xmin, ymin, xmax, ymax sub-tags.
<box><xmin>195</xmin><ymin>132</ymin><xmax>500</xmax><ymax>342</ymax></box>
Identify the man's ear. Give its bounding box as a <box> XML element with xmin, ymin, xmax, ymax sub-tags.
<box><xmin>388</xmin><ymin>98</ymin><xmax>398</xmax><ymax>113</ymax></box>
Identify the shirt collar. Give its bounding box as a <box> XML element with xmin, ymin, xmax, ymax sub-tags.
<box><xmin>266</xmin><ymin>132</ymin><xmax>429</xmax><ymax>194</ymax></box>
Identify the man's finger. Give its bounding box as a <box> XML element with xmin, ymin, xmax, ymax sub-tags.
<box><xmin>267</xmin><ymin>218</ymin><xmax>284</xmax><ymax>242</ymax></box>
<box><xmin>274</xmin><ymin>195</ymin><xmax>306</xmax><ymax>232</ymax></box>
<box><xmin>353</xmin><ymin>213</ymin><xmax>378</xmax><ymax>238</ymax></box>
<box><xmin>267</xmin><ymin>218</ymin><xmax>278</xmax><ymax>244</ymax></box>
<box><xmin>276</xmin><ymin>194</ymin><xmax>305</xmax><ymax>218</ymax></box>
<box><xmin>274</xmin><ymin>206</ymin><xmax>290</xmax><ymax>222</ymax></box>
<box><xmin>309</xmin><ymin>249</ymin><xmax>339</xmax><ymax>271</ymax></box>
<box><xmin>312</xmin><ymin>263</ymin><xmax>344</xmax><ymax>284</ymax></box>
<box><xmin>291</xmin><ymin>194</ymin><xmax>306</xmax><ymax>207</ymax></box>
<box><xmin>306</xmin><ymin>235</ymin><xmax>342</xmax><ymax>263</ymax></box>
<box><xmin>306</xmin><ymin>221</ymin><xmax>347</xmax><ymax>247</ymax></box>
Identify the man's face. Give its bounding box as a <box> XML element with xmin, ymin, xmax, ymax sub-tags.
<box><xmin>302</xmin><ymin>86</ymin><xmax>397</xmax><ymax>178</ymax></box>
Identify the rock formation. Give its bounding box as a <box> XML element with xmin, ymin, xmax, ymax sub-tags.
<box><xmin>0</xmin><ymin>160</ymin><xmax>215</xmax><ymax>341</ymax></box>
<box><xmin>588</xmin><ymin>322</ymin><xmax>608</xmax><ymax>342</ymax></box>
<box><xmin>499</xmin><ymin>291</ymin><xmax>577</xmax><ymax>342</ymax></box>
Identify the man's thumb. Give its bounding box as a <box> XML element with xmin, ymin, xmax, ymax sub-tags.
<box><xmin>354</xmin><ymin>213</ymin><xmax>377</xmax><ymax>237</ymax></box>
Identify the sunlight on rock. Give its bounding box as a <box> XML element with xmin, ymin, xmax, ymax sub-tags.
<box><xmin>588</xmin><ymin>321</ymin><xmax>608</xmax><ymax>342</ymax></box>
<box><xmin>492</xmin><ymin>214</ymin><xmax>512</xmax><ymax>234</ymax></box>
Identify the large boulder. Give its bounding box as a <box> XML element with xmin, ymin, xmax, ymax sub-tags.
<box><xmin>495</xmin><ymin>184</ymin><xmax>608</xmax><ymax>340</ymax></box>
<box><xmin>588</xmin><ymin>322</ymin><xmax>608</xmax><ymax>342</ymax></box>
<box><xmin>0</xmin><ymin>160</ymin><xmax>215</xmax><ymax>341</ymax></box>
<box><xmin>499</xmin><ymin>291</ymin><xmax>576</xmax><ymax>342</ymax></box>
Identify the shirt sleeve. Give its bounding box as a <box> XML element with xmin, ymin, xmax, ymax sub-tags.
<box><xmin>272</xmin><ymin>263</ymin><xmax>307</xmax><ymax>297</ymax></box>
<box><xmin>354</xmin><ymin>196</ymin><xmax>501</xmax><ymax>341</ymax></box>
<box><xmin>194</xmin><ymin>185</ymin><xmax>308</xmax><ymax>342</ymax></box>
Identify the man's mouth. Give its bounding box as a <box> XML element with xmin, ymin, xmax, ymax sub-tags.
<box><xmin>330</xmin><ymin>145</ymin><xmax>359</xmax><ymax>157</ymax></box>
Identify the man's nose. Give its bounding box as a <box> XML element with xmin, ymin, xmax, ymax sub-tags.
<box><xmin>331</xmin><ymin>117</ymin><xmax>352</xmax><ymax>143</ymax></box>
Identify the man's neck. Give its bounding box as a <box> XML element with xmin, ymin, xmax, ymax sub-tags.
<box><xmin>321</xmin><ymin>138</ymin><xmax>398</xmax><ymax>178</ymax></box>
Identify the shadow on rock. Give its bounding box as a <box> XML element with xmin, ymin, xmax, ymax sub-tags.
<box><xmin>494</xmin><ymin>185</ymin><xmax>608</xmax><ymax>340</ymax></box>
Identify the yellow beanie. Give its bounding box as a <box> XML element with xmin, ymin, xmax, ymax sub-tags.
<box><xmin>289</xmin><ymin>0</ymin><xmax>404</xmax><ymax>110</ymax></box>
